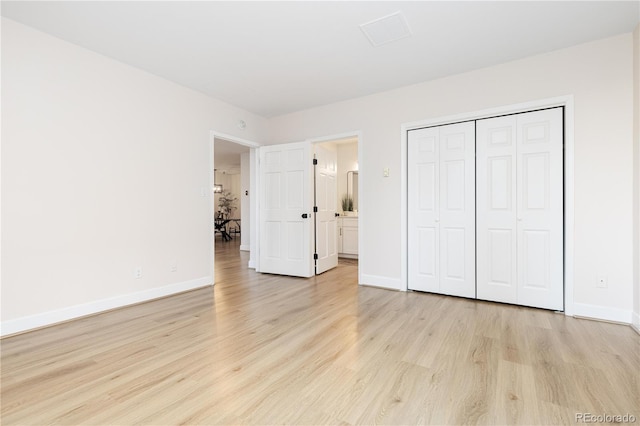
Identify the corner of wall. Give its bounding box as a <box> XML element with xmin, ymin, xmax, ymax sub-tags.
<box><xmin>633</xmin><ymin>24</ymin><xmax>640</xmax><ymax>331</ymax></box>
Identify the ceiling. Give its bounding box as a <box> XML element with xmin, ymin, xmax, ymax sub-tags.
<box><xmin>3</xmin><ymin>1</ymin><xmax>639</xmax><ymax>119</ymax></box>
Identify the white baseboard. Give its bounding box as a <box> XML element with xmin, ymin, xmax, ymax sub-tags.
<box><xmin>240</xmin><ymin>245</ymin><xmax>250</xmax><ymax>252</ymax></box>
<box><xmin>572</xmin><ymin>302</ymin><xmax>633</xmax><ymax>324</ymax></box>
<box><xmin>360</xmin><ymin>274</ymin><xmax>401</xmax><ymax>291</ymax></box>
<box><xmin>0</xmin><ymin>276</ymin><xmax>212</xmax><ymax>337</ymax></box>
<box><xmin>633</xmin><ymin>311</ymin><xmax>640</xmax><ymax>335</ymax></box>
<box><xmin>338</xmin><ymin>254</ymin><xmax>358</xmax><ymax>259</ymax></box>
<box><xmin>248</xmin><ymin>260</ymin><xmax>256</xmax><ymax>269</ymax></box>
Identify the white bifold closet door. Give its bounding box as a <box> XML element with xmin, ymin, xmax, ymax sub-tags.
<box><xmin>476</xmin><ymin>108</ymin><xmax>563</xmax><ymax>310</ymax></box>
<box><xmin>408</xmin><ymin>121</ymin><xmax>475</xmax><ymax>298</ymax></box>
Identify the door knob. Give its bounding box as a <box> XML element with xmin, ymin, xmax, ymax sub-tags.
<box><xmin>335</xmin><ymin>212</ymin><xmax>340</xmax><ymax>217</ymax></box>
<box><xmin>302</xmin><ymin>213</ymin><xmax>309</xmax><ymax>218</ymax></box>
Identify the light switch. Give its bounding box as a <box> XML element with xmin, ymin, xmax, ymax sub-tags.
<box><xmin>383</xmin><ymin>167</ymin><xmax>390</xmax><ymax>177</ymax></box>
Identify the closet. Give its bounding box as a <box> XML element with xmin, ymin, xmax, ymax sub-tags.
<box><xmin>407</xmin><ymin>107</ymin><xmax>564</xmax><ymax>310</ymax></box>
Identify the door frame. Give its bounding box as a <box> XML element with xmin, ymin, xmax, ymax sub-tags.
<box><xmin>400</xmin><ymin>95</ymin><xmax>575</xmax><ymax>316</ymax></box>
<box><xmin>307</xmin><ymin>131</ymin><xmax>363</xmax><ymax>284</ymax></box>
<box><xmin>209</xmin><ymin>131</ymin><xmax>260</xmax><ymax>281</ymax></box>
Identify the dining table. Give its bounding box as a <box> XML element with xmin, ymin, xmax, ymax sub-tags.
<box><xmin>215</xmin><ymin>218</ymin><xmax>240</xmax><ymax>241</ymax></box>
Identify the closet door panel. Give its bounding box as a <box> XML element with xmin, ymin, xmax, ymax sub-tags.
<box><xmin>418</xmin><ymin>227</ymin><xmax>437</xmax><ymax>279</ymax></box>
<box><xmin>516</xmin><ymin>108</ymin><xmax>563</xmax><ymax>310</ymax></box>
<box><xmin>439</xmin><ymin>122</ymin><xmax>475</xmax><ymax>298</ymax></box>
<box><xmin>477</xmin><ymin>115</ymin><xmax>518</xmax><ymax>304</ymax></box>
<box><xmin>408</xmin><ymin>127</ymin><xmax>439</xmax><ymax>292</ymax></box>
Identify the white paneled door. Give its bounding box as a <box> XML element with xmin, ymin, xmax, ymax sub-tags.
<box><xmin>314</xmin><ymin>144</ymin><xmax>339</xmax><ymax>274</ymax></box>
<box><xmin>408</xmin><ymin>121</ymin><xmax>476</xmax><ymax>298</ymax></box>
<box><xmin>259</xmin><ymin>142</ymin><xmax>314</xmax><ymax>277</ymax></box>
<box><xmin>477</xmin><ymin>108</ymin><xmax>563</xmax><ymax>310</ymax></box>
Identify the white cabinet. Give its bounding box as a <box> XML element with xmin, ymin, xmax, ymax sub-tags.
<box><xmin>337</xmin><ymin>217</ymin><xmax>358</xmax><ymax>258</ymax></box>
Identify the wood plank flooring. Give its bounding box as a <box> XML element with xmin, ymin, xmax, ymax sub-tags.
<box><xmin>2</xmin><ymin>238</ymin><xmax>639</xmax><ymax>425</ymax></box>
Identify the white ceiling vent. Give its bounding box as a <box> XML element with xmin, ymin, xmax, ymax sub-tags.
<box><xmin>360</xmin><ymin>11</ymin><xmax>412</xmax><ymax>47</ymax></box>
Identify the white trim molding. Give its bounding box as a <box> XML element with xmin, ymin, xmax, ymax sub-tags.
<box><xmin>401</xmin><ymin>95</ymin><xmax>575</xmax><ymax>317</ymax></box>
<box><xmin>573</xmin><ymin>303</ymin><xmax>634</xmax><ymax>325</ymax></box>
<box><xmin>361</xmin><ymin>273</ymin><xmax>402</xmax><ymax>291</ymax></box>
<box><xmin>0</xmin><ymin>276</ymin><xmax>212</xmax><ymax>337</ymax></box>
<box><xmin>633</xmin><ymin>312</ymin><xmax>640</xmax><ymax>334</ymax></box>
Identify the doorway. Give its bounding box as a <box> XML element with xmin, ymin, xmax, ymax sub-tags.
<box><xmin>254</xmin><ymin>132</ymin><xmax>362</xmax><ymax>281</ymax></box>
<box><xmin>213</xmin><ymin>131</ymin><xmax>362</xmax><ymax>284</ymax></box>
<box><xmin>210</xmin><ymin>132</ymin><xmax>259</xmax><ymax>283</ymax></box>
<box><xmin>310</xmin><ymin>133</ymin><xmax>361</xmax><ymax>281</ymax></box>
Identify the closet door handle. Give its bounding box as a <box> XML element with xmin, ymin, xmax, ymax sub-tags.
<box><xmin>302</xmin><ymin>213</ymin><xmax>309</xmax><ymax>219</ymax></box>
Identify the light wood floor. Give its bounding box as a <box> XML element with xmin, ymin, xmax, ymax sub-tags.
<box><xmin>2</xmin><ymin>239</ymin><xmax>639</xmax><ymax>425</ymax></box>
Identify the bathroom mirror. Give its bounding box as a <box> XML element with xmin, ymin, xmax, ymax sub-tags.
<box><xmin>347</xmin><ymin>170</ymin><xmax>358</xmax><ymax>211</ymax></box>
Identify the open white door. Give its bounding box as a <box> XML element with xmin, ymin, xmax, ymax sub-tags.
<box><xmin>259</xmin><ymin>142</ymin><xmax>314</xmax><ymax>277</ymax></box>
<box><xmin>314</xmin><ymin>144</ymin><xmax>339</xmax><ymax>274</ymax></box>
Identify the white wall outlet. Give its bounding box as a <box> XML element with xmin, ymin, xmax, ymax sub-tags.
<box><xmin>383</xmin><ymin>167</ymin><xmax>390</xmax><ymax>177</ymax></box>
<box><xmin>596</xmin><ymin>274</ymin><xmax>607</xmax><ymax>288</ymax></box>
<box><xmin>134</xmin><ymin>266</ymin><xmax>143</xmax><ymax>279</ymax></box>
<box><xmin>169</xmin><ymin>261</ymin><xmax>177</xmax><ymax>272</ymax></box>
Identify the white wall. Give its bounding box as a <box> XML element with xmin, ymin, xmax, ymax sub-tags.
<box><xmin>337</xmin><ymin>142</ymin><xmax>358</xmax><ymax>214</ymax></box>
<box><xmin>270</xmin><ymin>33</ymin><xmax>636</xmax><ymax>323</ymax></box>
<box><xmin>633</xmin><ymin>24</ymin><xmax>640</xmax><ymax>332</ymax></box>
<box><xmin>1</xmin><ymin>19</ymin><xmax>269</xmax><ymax>335</ymax></box>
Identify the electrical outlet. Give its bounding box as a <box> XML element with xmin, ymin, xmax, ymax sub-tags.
<box><xmin>170</xmin><ymin>261</ymin><xmax>177</xmax><ymax>273</ymax></box>
<box><xmin>596</xmin><ymin>274</ymin><xmax>607</xmax><ymax>288</ymax></box>
<box><xmin>134</xmin><ymin>266</ymin><xmax>143</xmax><ymax>279</ymax></box>
<box><xmin>383</xmin><ymin>167</ymin><xmax>390</xmax><ymax>177</ymax></box>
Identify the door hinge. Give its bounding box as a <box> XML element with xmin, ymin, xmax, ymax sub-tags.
<box><xmin>313</xmin><ymin>158</ymin><xmax>318</xmax><ymax>165</ymax></box>
<box><xmin>313</xmin><ymin>206</ymin><xmax>318</xmax><ymax>213</ymax></box>
<box><xmin>314</xmin><ymin>253</ymin><xmax>318</xmax><ymax>260</ymax></box>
